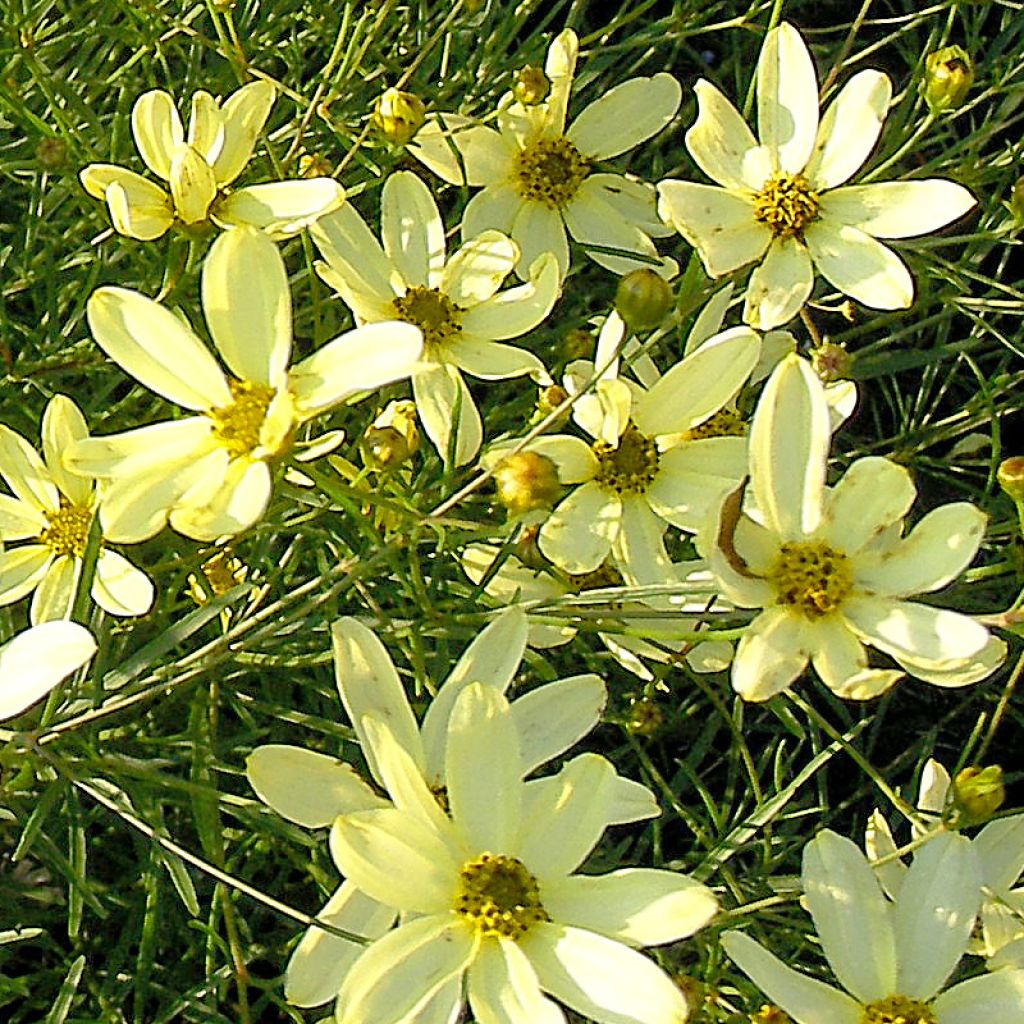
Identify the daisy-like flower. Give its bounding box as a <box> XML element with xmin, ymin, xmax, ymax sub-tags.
<box><xmin>866</xmin><ymin>759</ymin><xmax>1024</xmax><ymax>971</ymax></box>
<box><xmin>329</xmin><ymin>680</ymin><xmax>718</xmax><ymax>1024</ymax></box>
<box><xmin>311</xmin><ymin>170</ymin><xmax>560</xmax><ymax>465</ymax></box>
<box><xmin>80</xmin><ymin>81</ymin><xmax>343</xmax><ymax>241</ymax></box>
<box><xmin>409</xmin><ymin>28</ymin><xmax>681</xmax><ymax>278</ymax></box>
<box><xmin>0</xmin><ymin>396</ymin><xmax>153</xmax><ymax>623</ymax></box>
<box><xmin>246</xmin><ymin>609</ymin><xmax>659</xmax><ymax>1009</ymax></box>
<box><xmin>722</xmin><ymin>828</ymin><xmax>1024</xmax><ymax>1024</ymax></box>
<box><xmin>0</xmin><ymin>620</ymin><xmax>96</xmax><ymax>722</ymax></box>
<box><xmin>656</xmin><ymin>22</ymin><xmax>976</xmax><ymax>329</ymax></box>
<box><xmin>702</xmin><ymin>354</ymin><xmax>1006</xmax><ymax>700</ymax></box>
<box><xmin>65</xmin><ymin>226</ymin><xmax>422</xmax><ymax>543</ymax></box>
<box><xmin>492</xmin><ymin>319</ymin><xmax>760</xmax><ymax>584</ymax></box>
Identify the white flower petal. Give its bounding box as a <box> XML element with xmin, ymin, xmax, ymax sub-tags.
<box><xmin>543</xmin><ymin>868</ymin><xmax>717</xmax><ymax>948</ymax></box>
<box><xmin>539</xmin><ymin>482</ymin><xmax>620</xmax><ymax>574</ymax></box>
<box><xmin>0</xmin><ymin>424</ymin><xmax>60</xmax><ymax>512</ymax></box>
<box><xmin>511</xmin><ymin>201</ymin><xmax>569</xmax><ymax>280</ymax></box>
<box><xmin>169</xmin><ymin>457</ymin><xmax>271</xmax><ymax>541</ymax></box>
<box><xmin>544</xmin><ymin>28</ymin><xmax>578</xmax><ymax>136</ymax></box>
<box><xmin>441</xmin><ymin>230</ymin><xmax>517</xmax><ymax>306</ymax></box>
<box><xmin>86</xmin><ymin>287</ymin><xmax>230</xmax><ymax>410</ymax></box>
<box><xmin>92</xmin><ymin>549</ymin><xmax>154</xmax><ymax>617</ymax></box>
<box><xmin>758</xmin><ymin>22</ymin><xmax>819</xmax><ymax>174</ymax></box>
<box><xmin>410</xmin><ymin>114</ymin><xmax>513</xmax><ymax>186</ymax></box>
<box><xmin>41</xmin><ymin>396</ymin><xmax>91</xmax><ymax>507</ymax></box>
<box><xmin>893</xmin><ymin>831</ymin><xmax>981</xmax><ymax>1000</ymax></box>
<box><xmin>459</xmin><ymin>251</ymin><xmax>560</xmax><ymax>342</ymax></box>
<box><xmin>522</xmin><ymin>922</ymin><xmax>689</xmax><ymax>1024</ymax></box>
<box><xmin>247</xmin><ymin>743</ymin><xmax>387</xmax><ymax>827</ymax></box>
<box><xmin>743</xmin><ymin>237</ymin><xmax>814</xmax><ymax>329</ymax></box>
<box><xmin>822</xmin><ymin>456</ymin><xmax>916</xmax><ymax>555</ymax></box>
<box><xmin>382</xmin><ymin>171</ymin><xmax>446</xmax><ymax>289</ymax></box>
<box><xmin>820</xmin><ymin>180</ymin><xmax>976</xmax><ymax>239</ymax></box>
<box><xmin>0</xmin><ymin>621</ymin><xmax>96</xmax><ymax>721</ymax></box>
<box><xmin>186</xmin><ymin>91</ymin><xmax>224</xmax><ymax>165</ymax></box>
<box><xmin>30</xmin><ymin>554</ymin><xmax>78</xmax><ymax>624</ymax></box>
<box><xmin>731</xmin><ymin>606</ymin><xmax>811</xmax><ymax>701</ymax></box>
<box><xmin>467</xmin><ymin>937</ymin><xmax>549</xmax><ymax>1024</ymax></box>
<box><xmin>588</xmin><ymin>174</ymin><xmax>673</xmax><ymax>240</ymax></box>
<box><xmin>568</xmin><ymin>73</ymin><xmax>681</xmax><ymax>160</ymax></box>
<box><xmin>311</xmin><ymin>203</ymin><xmax>397</xmax><ymax>307</ymax></box>
<box><xmin>0</xmin><ymin>546</ymin><xmax>53</xmax><ymax>608</ymax></box>
<box><xmin>865</xmin><ymin>809</ymin><xmax>908</xmax><ymax>902</ymax></box>
<box><xmin>933</xmin><ymin>970</ymin><xmax>1024</xmax><ymax>1024</ymax></box>
<box><xmin>131</xmin><ymin>89</ymin><xmax>183</xmax><ymax>180</ymax></box>
<box><xmin>614</xmin><ymin>496</ymin><xmax>674</xmax><ymax>587</ymax></box>
<box><xmin>802</xmin><ymin>829</ymin><xmax>897</xmax><ymax>1003</ymax></box>
<box><xmin>811</xmin><ymin>616</ymin><xmax>902</xmax><ymax>699</ymax></box>
<box><xmin>564</xmin><ymin>183</ymin><xmax>660</xmax><ymax>270</ymax></box>
<box><xmin>412</xmin><ymin>363</ymin><xmax>482</xmax><ymax>466</ymax></box>
<box><xmin>0</xmin><ymin>495</ymin><xmax>47</xmax><ymax>538</ymax></box>
<box><xmin>890</xmin><ymin>634</ymin><xmax>1006</xmax><ymax>688</ymax></box>
<box><xmin>720</xmin><ymin>930</ymin><xmax>861</xmax><ymax>1024</ymax></box>
<box><xmin>685</xmin><ymin>80</ymin><xmax>768</xmax><ymax>191</ymax></box>
<box><xmin>804</xmin><ymin>220</ymin><xmax>913</xmax><ymax>311</ymax></box>
<box><xmin>749</xmin><ymin>354</ymin><xmax>829</xmax><ymax>539</ymax></box>
<box><xmin>201</xmin><ymin>226</ymin><xmax>291</xmax><ymax>385</ymax></box>
<box><xmin>213</xmin><ymin>179</ymin><xmax>345</xmax><ymax>238</ymax></box>
<box><xmin>67</xmin><ymin>418</ymin><xmax>212</xmax><ymax>479</ymax></box>
<box><xmin>169</xmin><ymin>144</ymin><xmax>217</xmax><ymax>224</ymax></box>
<box><xmin>214</xmin><ymin>79</ymin><xmax>276</xmax><ymax>185</ymax></box>
<box><xmin>445</xmin><ymin>338</ymin><xmax>547</xmax><ymax>383</ymax></box>
<box><xmin>103</xmin><ymin>176</ymin><xmax>175</xmax><ymax>241</ymax></box>
<box><xmin>462</xmin><ymin>184</ymin><xmax>523</xmax><ymax>239</ymax></box>
<box><xmin>804</xmin><ymin>71</ymin><xmax>891</xmax><ymax>190</ymax></box>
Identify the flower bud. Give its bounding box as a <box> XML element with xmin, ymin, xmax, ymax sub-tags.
<box><xmin>950</xmin><ymin>765</ymin><xmax>1005</xmax><ymax>825</ymax></box>
<box><xmin>494</xmin><ymin>451</ymin><xmax>561</xmax><ymax>515</ymax></box>
<box><xmin>614</xmin><ymin>269</ymin><xmax>673</xmax><ymax>331</ymax></box>
<box><xmin>997</xmin><ymin>456</ymin><xmax>1024</xmax><ymax>502</ymax></box>
<box><xmin>513</xmin><ymin>65</ymin><xmax>550</xmax><ymax>106</ymax></box>
<box><xmin>362</xmin><ymin>400</ymin><xmax>419</xmax><ymax>470</ymax></box>
<box><xmin>371</xmin><ymin>88</ymin><xmax>426</xmax><ymax>145</ymax></box>
<box><xmin>922</xmin><ymin>46</ymin><xmax>973</xmax><ymax>114</ymax></box>
<box><xmin>811</xmin><ymin>342</ymin><xmax>852</xmax><ymax>383</ymax></box>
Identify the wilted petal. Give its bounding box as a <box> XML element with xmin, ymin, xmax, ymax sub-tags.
<box><xmin>0</xmin><ymin>621</ymin><xmax>96</xmax><ymax>721</ymax></box>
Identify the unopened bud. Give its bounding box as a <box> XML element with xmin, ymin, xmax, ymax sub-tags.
<box><xmin>923</xmin><ymin>46</ymin><xmax>973</xmax><ymax>115</ymax></box>
<box><xmin>371</xmin><ymin>88</ymin><xmax>426</xmax><ymax>145</ymax></box>
<box><xmin>513</xmin><ymin>65</ymin><xmax>550</xmax><ymax>106</ymax></box>
<box><xmin>811</xmin><ymin>342</ymin><xmax>852</xmax><ymax>383</ymax></box>
<box><xmin>537</xmin><ymin>384</ymin><xmax>568</xmax><ymax>415</ymax></box>
<box><xmin>494</xmin><ymin>451</ymin><xmax>561</xmax><ymax>515</ymax></box>
<box><xmin>614</xmin><ymin>269</ymin><xmax>673</xmax><ymax>331</ymax></box>
<box><xmin>950</xmin><ymin>765</ymin><xmax>1005</xmax><ymax>825</ymax></box>
<box><xmin>362</xmin><ymin>400</ymin><xmax>419</xmax><ymax>470</ymax></box>
<box><xmin>997</xmin><ymin>457</ymin><xmax>1024</xmax><ymax>502</ymax></box>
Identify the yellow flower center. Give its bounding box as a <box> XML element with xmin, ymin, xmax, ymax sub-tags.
<box><xmin>208</xmin><ymin>379</ymin><xmax>276</xmax><ymax>458</ymax></box>
<box><xmin>514</xmin><ymin>136</ymin><xmax>589</xmax><ymax>209</ymax></box>
<box><xmin>198</xmin><ymin>551</ymin><xmax>246</xmax><ymax>598</ymax></box>
<box><xmin>39</xmin><ymin>497</ymin><xmax>93</xmax><ymax>558</ymax></box>
<box><xmin>392</xmin><ymin>286</ymin><xmax>462</xmax><ymax>353</ymax></box>
<box><xmin>454</xmin><ymin>852</ymin><xmax>548</xmax><ymax>939</ymax></box>
<box><xmin>567</xmin><ymin>561</ymin><xmax>624</xmax><ymax>591</ymax></box>
<box><xmin>861</xmin><ymin>995</ymin><xmax>937</xmax><ymax>1024</ymax></box>
<box><xmin>769</xmin><ymin>541</ymin><xmax>851</xmax><ymax>618</ymax></box>
<box><xmin>753</xmin><ymin>172</ymin><xmax>820</xmax><ymax>239</ymax></box>
<box><xmin>593</xmin><ymin>424</ymin><xmax>660</xmax><ymax>496</ymax></box>
<box><xmin>683</xmin><ymin>409</ymin><xmax>746</xmax><ymax>441</ymax></box>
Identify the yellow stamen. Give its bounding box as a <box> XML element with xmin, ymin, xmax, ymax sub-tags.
<box><xmin>593</xmin><ymin>424</ymin><xmax>659</xmax><ymax>496</ymax></box>
<box><xmin>769</xmin><ymin>541</ymin><xmax>851</xmax><ymax>618</ymax></box>
<box><xmin>392</xmin><ymin>286</ymin><xmax>462</xmax><ymax>353</ymax></box>
<box><xmin>753</xmin><ymin>172</ymin><xmax>820</xmax><ymax>239</ymax></box>
<box><xmin>208</xmin><ymin>379</ymin><xmax>276</xmax><ymax>458</ymax></box>
<box><xmin>454</xmin><ymin>852</ymin><xmax>548</xmax><ymax>939</ymax></box>
<box><xmin>861</xmin><ymin>995</ymin><xmax>936</xmax><ymax>1024</ymax></box>
<box><xmin>39</xmin><ymin>497</ymin><xmax>93</xmax><ymax>558</ymax></box>
<box><xmin>514</xmin><ymin>136</ymin><xmax>589</xmax><ymax>209</ymax></box>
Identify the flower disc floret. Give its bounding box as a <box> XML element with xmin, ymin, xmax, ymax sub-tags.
<box><xmin>39</xmin><ymin>498</ymin><xmax>92</xmax><ymax>558</ymax></box>
<box><xmin>454</xmin><ymin>852</ymin><xmax>548</xmax><ymax>939</ymax></box>
<box><xmin>752</xmin><ymin>172</ymin><xmax>820</xmax><ymax>240</ymax></box>
<box><xmin>861</xmin><ymin>995</ymin><xmax>936</xmax><ymax>1024</ymax></box>
<box><xmin>684</xmin><ymin>409</ymin><xmax>746</xmax><ymax>441</ymax></box>
<box><xmin>770</xmin><ymin>541</ymin><xmax>852</xmax><ymax>618</ymax></box>
<box><xmin>208</xmin><ymin>379</ymin><xmax>277</xmax><ymax>457</ymax></box>
<box><xmin>514</xmin><ymin>135</ymin><xmax>589</xmax><ymax>209</ymax></box>
<box><xmin>593</xmin><ymin>424</ymin><xmax>659</xmax><ymax>496</ymax></box>
<box><xmin>391</xmin><ymin>286</ymin><xmax>463</xmax><ymax>351</ymax></box>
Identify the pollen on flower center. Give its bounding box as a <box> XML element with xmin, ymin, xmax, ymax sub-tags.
<box><xmin>769</xmin><ymin>541</ymin><xmax>851</xmax><ymax>618</ymax></box>
<box><xmin>39</xmin><ymin>497</ymin><xmax>93</xmax><ymax>558</ymax></box>
<box><xmin>752</xmin><ymin>172</ymin><xmax>820</xmax><ymax>239</ymax></box>
<box><xmin>514</xmin><ymin>136</ymin><xmax>589</xmax><ymax>209</ymax></box>
<box><xmin>861</xmin><ymin>995</ymin><xmax>937</xmax><ymax>1024</ymax></box>
<box><xmin>392</xmin><ymin>286</ymin><xmax>463</xmax><ymax>352</ymax></box>
<box><xmin>593</xmin><ymin>424</ymin><xmax>660</xmax><ymax>496</ymax></box>
<box><xmin>454</xmin><ymin>852</ymin><xmax>548</xmax><ymax>939</ymax></box>
<box><xmin>208</xmin><ymin>379</ymin><xmax>276</xmax><ymax>458</ymax></box>
<box><xmin>683</xmin><ymin>409</ymin><xmax>746</xmax><ymax>441</ymax></box>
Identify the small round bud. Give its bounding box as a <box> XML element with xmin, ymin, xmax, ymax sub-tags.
<box><xmin>950</xmin><ymin>765</ymin><xmax>1005</xmax><ymax>825</ymax></box>
<box><xmin>614</xmin><ymin>269</ymin><xmax>673</xmax><ymax>331</ymax></box>
<box><xmin>513</xmin><ymin>65</ymin><xmax>550</xmax><ymax>106</ymax></box>
<box><xmin>923</xmin><ymin>46</ymin><xmax>974</xmax><ymax>115</ymax></box>
<box><xmin>35</xmin><ymin>136</ymin><xmax>67</xmax><ymax>171</ymax></box>
<box><xmin>997</xmin><ymin>456</ymin><xmax>1024</xmax><ymax>502</ymax></box>
<box><xmin>494</xmin><ymin>451</ymin><xmax>562</xmax><ymax>515</ymax></box>
<box><xmin>362</xmin><ymin>400</ymin><xmax>419</xmax><ymax>470</ymax></box>
<box><xmin>811</xmin><ymin>342</ymin><xmax>852</xmax><ymax>383</ymax></box>
<box><xmin>371</xmin><ymin>88</ymin><xmax>427</xmax><ymax>145</ymax></box>
<box><xmin>298</xmin><ymin>152</ymin><xmax>332</xmax><ymax>178</ymax></box>
<box><xmin>537</xmin><ymin>384</ymin><xmax>568</xmax><ymax>415</ymax></box>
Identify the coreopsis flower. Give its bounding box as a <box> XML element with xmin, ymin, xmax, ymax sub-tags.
<box><xmin>656</xmin><ymin>22</ymin><xmax>976</xmax><ymax>329</ymax></box>
<box><xmin>80</xmin><ymin>81</ymin><xmax>343</xmax><ymax>241</ymax></box>
<box><xmin>66</xmin><ymin>226</ymin><xmax>422</xmax><ymax>542</ymax></box>
<box><xmin>0</xmin><ymin>396</ymin><xmax>153</xmax><ymax>623</ymax></box>
<box><xmin>723</xmin><ymin>829</ymin><xmax>1024</xmax><ymax>1024</ymax></box>
<box><xmin>409</xmin><ymin>28</ymin><xmax>681</xmax><ymax>278</ymax></box>
<box><xmin>246</xmin><ymin>609</ymin><xmax>659</xmax><ymax>1008</ymax></box>
<box><xmin>311</xmin><ymin>170</ymin><xmax>559</xmax><ymax>465</ymax></box>
<box><xmin>329</xmin><ymin>681</ymin><xmax>718</xmax><ymax>1024</ymax></box>
<box><xmin>867</xmin><ymin>759</ymin><xmax>1024</xmax><ymax>971</ymax></box>
<box><xmin>703</xmin><ymin>354</ymin><xmax>1006</xmax><ymax>700</ymax></box>
<box><xmin>0</xmin><ymin>620</ymin><xmax>96</xmax><ymax>721</ymax></box>
<box><xmin>491</xmin><ymin>320</ymin><xmax>760</xmax><ymax>584</ymax></box>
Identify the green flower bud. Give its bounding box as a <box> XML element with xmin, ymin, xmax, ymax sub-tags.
<box><xmin>923</xmin><ymin>46</ymin><xmax>974</xmax><ymax>114</ymax></box>
<box><xmin>494</xmin><ymin>451</ymin><xmax>562</xmax><ymax>515</ymax></box>
<box><xmin>513</xmin><ymin>65</ymin><xmax>550</xmax><ymax>106</ymax></box>
<box><xmin>950</xmin><ymin>765</ymin><xmax>1004</xmax><ymax>825</ymax></box>
<box><xmin>362</xmin><ymin>400</ymin><xmax>419</xmax><ymax>470</ymax></box>
<box><xmin>997</xmin><ymin>456</ymin><xmax>1024</xmax><ymax>502</ymax></box>
<box><xmin>614</xmin><ymin>269</ymin><xmax>673</xmax><ymax>331</ymax></box>
<box><xmin>371</xmin><ymin>88</ymin><xmax>427</xmax><ymax>145</ymax></box>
